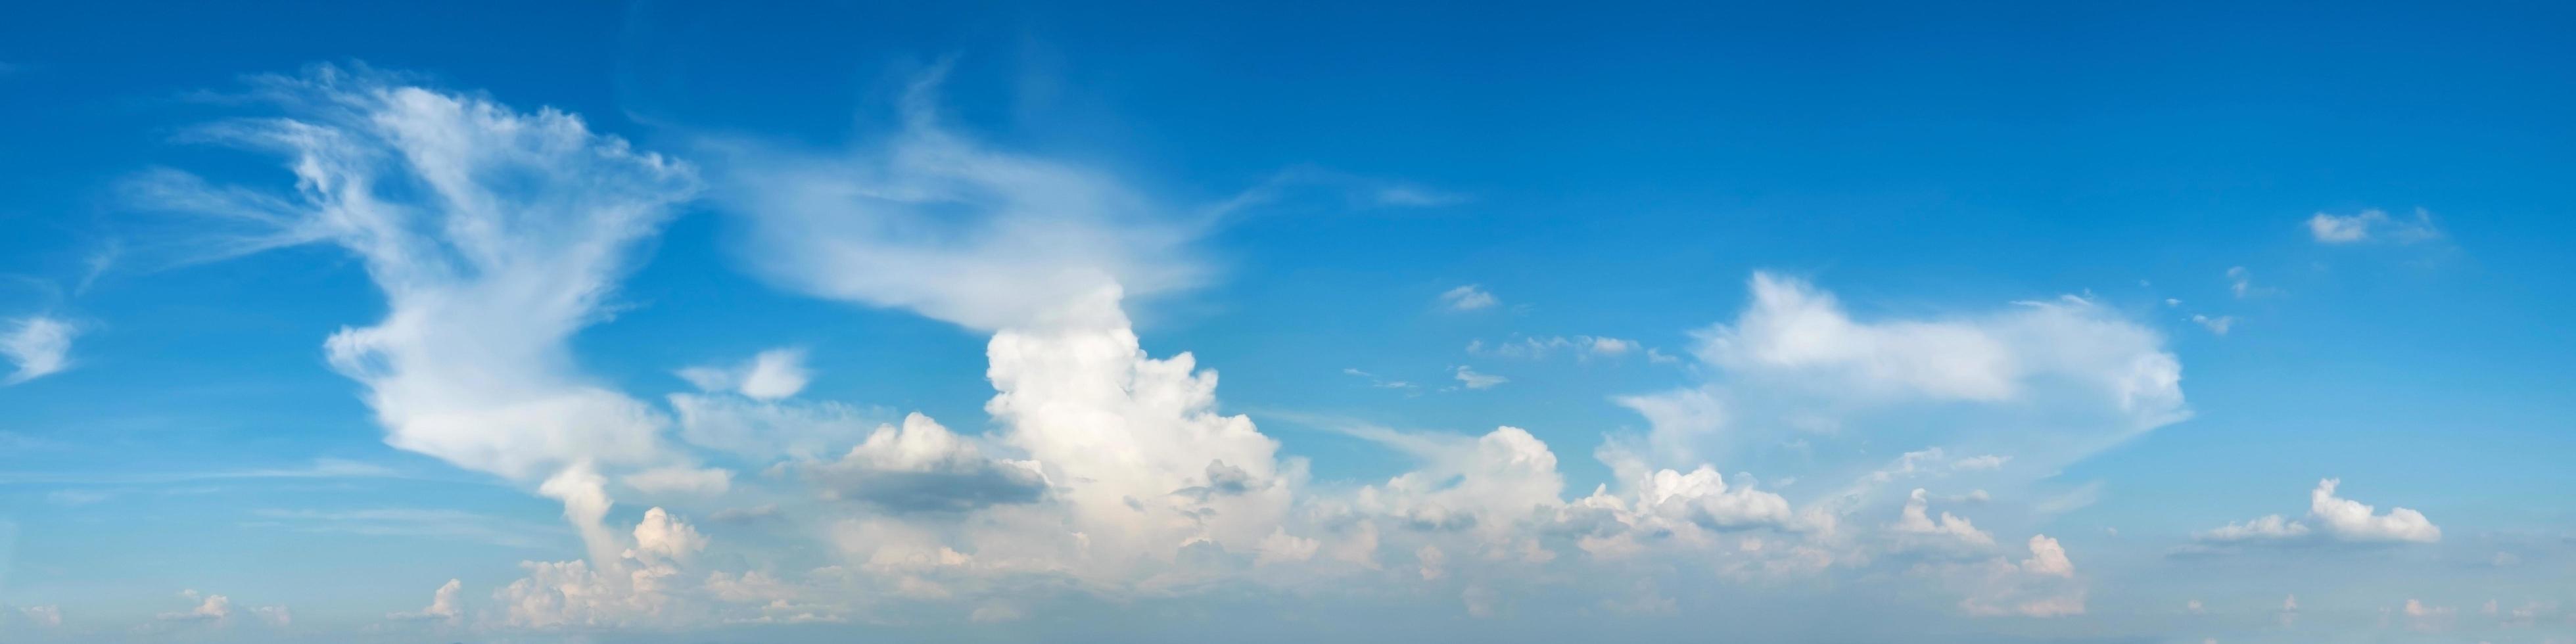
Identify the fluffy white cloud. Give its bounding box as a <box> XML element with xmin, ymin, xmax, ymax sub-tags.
<box><xmin>497</xmin><ymin>507</ymin><xmax>715</xmax><ymax>629</ymax></box>
<box><xmin>798</xmin><ymin>413</ymin><xmax>1049</xmax><ymax>513</ymax></box>
<box><xmin>2308</xmin><ymin>208</ymin><xmax>2443</xmax><ymax>244</ymax></box>
<box><xmin>1439</xmin><ymin>285</ymin><xmax>1498</xmax><ymax>311</ymax></box>
<box><xmin>1890</xmin><ymin>488</ymin><xmax>1994</xmax><ymax>547</ymax></box>
<box><xmin>1618</xmin><ymin>273</ymin><xmax>2184</xmax><ymax>514</ymax></box>
<box><xmin>2197</xmin><ymin>478</ymin><xmax>2440</xmax><ymax>545</ymax></box>
<box><xmin>1695</xmin><ymin>273</ymin><xmax>2180</xmax><ymax>413</ymax></box>
<box><xmin>1</xmin><ymin>315</ymin><xmax>74</xmax><ymax>385</ymax></box>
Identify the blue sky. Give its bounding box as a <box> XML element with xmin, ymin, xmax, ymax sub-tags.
<box><xmin>2</xmin><ymin>1</ymin><xmax>2572</xmax><ymax>642</ymax></box>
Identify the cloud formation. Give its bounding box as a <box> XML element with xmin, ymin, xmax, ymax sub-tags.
<box><xmin>2196</xmin><ymin>478</ymin><xmax>2441</xmax><ymax>545</ymax></box>
<box><xmin>1</xmin><ymin>315</ymin><xmax>74</xmax><ymax>385</ymax></box>
<box><xmin>1438</xmin><ymin>285</ymin><xmax>1498</xmax><ymax>311</ymax></box>
<box><xmin>2308</xmin><ymin>208</ymin><xmax>2443</xmax><ymax>244</ymax></box>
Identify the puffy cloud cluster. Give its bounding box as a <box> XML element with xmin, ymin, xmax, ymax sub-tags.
<box><xmin>2196</xmin><ymin>478</ymin><xmax>2441</xmax><ymax>545</ymax></box>
<box><xmin>124</xmin><ymin>65</ymin><xmax>2196</xmax><ymax>635</ymax></box>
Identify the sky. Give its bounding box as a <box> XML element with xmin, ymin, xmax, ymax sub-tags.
<box><xmin>1</xmin><ymin>1</ymin><xmax>2573</xmax><ymax>643</ymax></box>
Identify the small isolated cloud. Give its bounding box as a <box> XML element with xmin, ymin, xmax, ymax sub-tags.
<box><xmin>156</xmin><ymin>590</ymin><xmax>233</xmax><ymax>623</ymax></box>
<box><xmin>1439</xmin><ymin>285</ymin><xmax>1499</xmax><ymax>311</ymax></box>
<box><xmin>2</xmin><ymin>315</ymin><xmax>76</xmax><ymax>385</ymax></box>
<box><xmin>2190</xmin><ymin>314</ymin><xmax>2234</xmax><ymax>336</ymax></box>
<box><xmin>677</xmin><ymin>348</ymin><xmax>812</xmax><ymax>401</ymax></box>
<box><xmin>2195</xmin><ymin>478</ymin><xmax>2440</xmax><ymax>547</ymax></box>
<box><xmin>1466</xmin><ymin>334</ymin><xmax>1644</xmax><ymax>361</ymax></box>
<box><xmin>1452</xmin><ymin>365</ymin><xmax>1507</xmax><ymax>390</ymax></box>
<box><xmin>2308</xmin><ymin>208</ymin><xmax>2443</xmax><ymax>244</ymax></box>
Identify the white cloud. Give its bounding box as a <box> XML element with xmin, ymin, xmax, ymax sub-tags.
<box><xmin>2308</xmin><ymin>208</ymin><xmax>2443</xmax><ymax>244</ymax></box>
<box><xmin>797</xmin><ymin>412</ymin><xmax>1049</xmax><ymax>513</ymax></box>
<box><xmin>1695</xmin><ymin>273</ymin><xmax>2183</xmax><ymax>418</ymax></box>
<box><xmin>161</xmin><ymin>591</ymin><xmax>228</xmax><ymax>622</ymax></box>
<box><xmin>1621</xmin><ymin>272</ymin><xmax>2185</xmax><ymax>487</ymax></box>
<box><xmin>1466</xmin><ymin>334</ymin><xmax>1644</xmax><ymax>360</ymax></box>
<box><xmin>1890</xmin><ymin>488</ymin><xmax>1994</xmax><ymax>547</ymax></box>
<box><xmin>387</xmin><ymin>578</ymin><xmax>463</xmax><ymax>622</ymax></box>
<box><xmin>133</xmin><ymin>67</ymin><xmax>705</xmax><ymax>538</ymax></box>
<box><xmin>2190</xmin><ymin>314</ymin><xmax>2234</xmax><ymax>336</ymax></box>
<box><xmin>1</xmin><ymin>315</ymin><xmax>75</xmax><ymax>385</ymax></box>
<box><xmin>2227</xmin><ymin>266</ymin><xmax>2265</xmax><ymax>299</ymax></box>
<box><xmin>1440</xmin><ymin>285</ymin><xmax>1499</xmax><ymax>311</ymax></box>
<box><xmin>677</xmin><ymin>348</ymin><xmax>811</xmax><ymax>401</ymax></box>
<box><xmin>701</xmin><ymin>66</ymin><xmax>1204</xmax><ymax>333</ymax></box>
<box><xmin>2196</xmin><ymin>478</ymin><xmax>2440</xmax><ymax>545</ymax></box>
<box><xmin>1452</xmin><ymin>365</ymin><xmax>1508</xmax><ymax>390</ymax></box>
<box><xmin>496</xmin><ymin>507</ymin><xmax>720</xmax><ymax>629</ymax></box>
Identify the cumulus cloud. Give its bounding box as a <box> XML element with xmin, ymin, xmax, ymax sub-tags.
<box><xmin>388</xmin><ymin>579</ymin><xmax>463</xmax><ymax>622</ymax></box>
<box><xmin>2308</xmin><ymin>208</ymin><xmax>2443</xmax><ymax>244</ymax></box>
<box><xmin>798</xmin><ymin>413</ymin><xmax>1049</xmax><ymax>513</ymax></box>
<box><xmin>496</xmin><ymin>507</ymin><xmax>716</xmax><ymax>629</ymax></box>
<box><xmin>2196</xmin><ymin>478</ymin><xmax>2441</xmax><ymax>545</ymax></box>
<box><xmin>1439</xmin><ymin>285</ymin><xmax>1499</xmax><ymax>311</ymax></box>
<box><xmin>1890</xmin><ymin>488</ymin><xmax>1994</xmax><ymax>547</ymax></box>
<box><xmin>1</xmin><ymin>315</ymin><xmax>75</xmax><ymax>385</ymax></box>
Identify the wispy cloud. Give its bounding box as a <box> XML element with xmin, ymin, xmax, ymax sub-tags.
<box><xmin>1438</xmin><ymin>285</ymin><xmax>1497</xmax><ymax>311</ymax></box>
<box><xmin>1</xmin><ymin>315</ymin><xmax>76</xmax><ymax>385</ymax></box>
<box><xmin>2308</xmin><ymin>208</ymin><xmax>2444</xmax><ymax>244</ymax></box>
